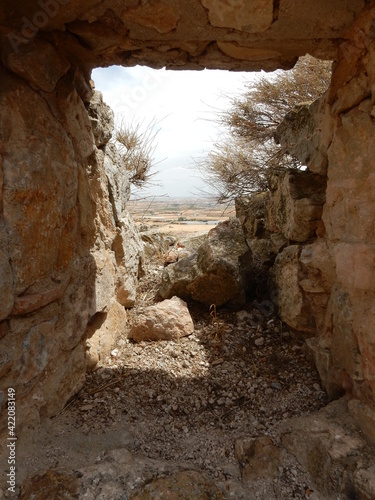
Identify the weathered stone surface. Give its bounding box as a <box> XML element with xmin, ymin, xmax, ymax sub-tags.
<box><xmin>124</xmin><ymin>2</ymin><xmax>181</xmax><ymax>34</ymax></box>
<box><xmin>88</xmin><ymin>91</ymin><xmax>114</xmax><ymax>148</ymax></box>
<box><xmin>235</xmin><ymin>194</ymin><xmax>268</xmax><ymax>242</ymax></box>
<box><xmin>235</xmin><ymin>436</ymin><xmax>281</xmax><ymax>481</ymax></box>
<box><xmin>104</xmin><ymin>143</ymin><xmax>130</xmax><ymax>223</ymax></box>
<box><xmin>0</xmin><ymin>251</ymin><xmax>14</xmax><ymax>321</ymax></box>
<box><xmin>131</xmin><ymin>470</ymin><xmax>225</xmax><ymax>499</ymax></box>
<box><xmin>348</xmin><ymin>399</ymin><xmax>375</xmax><ymax>447</ymax></box>
<box><xmin>128</xmin><ymin>296</ymin><xmax>194</xmax><ymax>342</ymax></box>
<box><xmin>268</xmin><ymin>169</ymin><xmax>326</xmax><ymax>243</ymax></box>
<box><xmin>0</xmin><ymin>0</ymin><xmax>365</xmax><ymax>72</ymax></box>
<box><xmin>281</xmin><ymin>399</ymin><xmax>371</xmax><ymax>498</ymax></box>
<box><xmin>115</xmin><ymin>214</ymin><xmax>144</xmax><ymax>308</ymax></box>
<box><xmin>1</xmin><ymin>38</ymin><xmax>70</xmax><ymax>92</ymax></box>
<box><xmin>201</xmin><ymin>0</ymin><xmax>273</xmax><ymax>32</ymax></box>
<box><xmin>85</xmin><ymin>301</ymin><xmax>127</xmax><ymax>371</ymax></box>
<box><xmin>272</xmin><ymin>246</ymin><xmax>310</xmax><ymax>332</ymax></box>
<box><xmin>141</xmin><ymin>231</ymin><xmax>176</xmax><ymax>261</ymax></box>
<box><xmin>323</xmin><ymin>103</ymin><xmax>375</xmax><ymax>243</ymax></box>
<box><xmin>160</xmin><ymin>219</ymin><xmax>252</xmax><ymax>307</ymax></box>
<box><xmin>0</xmin><ymin>72</ymin><xmax>79</xmax><ymax>294</ymax></box>
<box><xmin>21</xmin><ymin>318</ymin><xmax>57</xmax><ymax>384</ymax></box>
<box><xmin>11</xmin><ymin>276</ymin><xmax>70</xmax><ymax>316</ymax></box>
<box><xmin>275</xmin><ymin>103</ymin><xmax>315</xmax><ymax>165</ymax></box>
<box><xmin>305</xmin><ymin>337</ymin><xmax>341</xmax><ymax>398</ymax></box>
<box><xmin>21</xmin><ymin>469</ymin><xmax>79</xmax><ymax>500</ymax></box>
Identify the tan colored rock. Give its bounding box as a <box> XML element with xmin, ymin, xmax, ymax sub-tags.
<box><xmin>21</xmin><ymin>469</ymin><xmax>79</xmax><ymax>500</ymax></box>
<box><xmin>2</xmin><ymin>38</ymin><xmax>70</xmax><ymax>92</ymax></box>
<box><xmin>272</xmin><ymin>246</ymin><xmax>309</xmax><ymax>332</ymax></box>
<box><xmin>1</xmin><ymin>73</ymin><xmax>79</xmax><ymax>293</ymax></box>
<box><xmin>348</xmin><ymin>399</ymin><xmax>375</xmax><ymax>447</ymax></box>
<box><xmin>160</xmin><ymin>219</ymin><xmax>252</xmax><ymax>307</ymax></box>
<box><xmin>235</xmin><ymin>436</ymin><xmax>281</xmax><ymax>481</ymax></box>
<box><xmin>88</xmin><ymin>91</ymin><xmax>114</xmax><ymax>147</ymax></box>
<box><xmin>334</xmin><ymin>243</ymin><xmax>375</xmax><ymax>292</ymax></box>
<box><xmin>281</xmin><ymin>399</ymin><xmax>369</xmax><ymax>498</ymax></box>
<box><xmin>11</xmin><ymin>276</ymin><xmax>70</xmax><ymax>316</ymax></box>
<box><xmin>323</xmin><ymin>103</ymin><xmax>375</xmax><ymax>244</ymax></box>
<box><xmin>0</xmin><ymin>250</ymin><xmax>14</xmax><ymax>321</ymax></box>
<box><xmin>115</xmin><ymin>214</ymin><xmax>144</xmax><ymax>308</ymax></box>
<box><xmin>268</xmin><ymin>169</ymin><xmax>326</xmax><ymax>243</ymax></box>
<box><xmin>131</xmin><ymin>470</ymin><xmax>225</xmax><ymax>499</ymax></box>
<box><xmin>218</xmin><ymin>42</ymin><xmax>281</xmax><ymax>61</ymax></box>
<box><xmin>124</xmin><ymin>2</ymin><xmax>180</xmax><ymax>34</ymax></box>
<box><xmin>201</xmin><ymin>0</ymin><xmax>273</xmax><ymax>32</ymax></box>
<box><xmin>128</xmin><ymin>297</ymin><xmax>194</xmax><ymax>342</ymax></box>
<box><xmin>85</xmin><ymin>301</ymin><xmax>127</xmax><ymax>371</ymax></box>
<box><xmin>20</xmin><ymin>318</ymin><xmax>57</xmax><ymax>384</ymax></box>
<box><xmin>0</xmin><ymin>0</ymin><xmax>363</xmax><ymax>72</ymax></box>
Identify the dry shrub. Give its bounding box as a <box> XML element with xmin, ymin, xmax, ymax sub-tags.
<box><xmin>115</xmin><ymin>119</ymin><xmax>160</xmax><ymax>190</ymax></box>
<box><xmin>196</xmin><ymin>55</ymin><xmax>332</xmax><ymax>202</ymax></box>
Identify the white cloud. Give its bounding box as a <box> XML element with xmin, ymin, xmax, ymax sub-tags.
<box><xmin>92</xmin><ymin>66</ymin><xmax>259</xmax><ymax>197</ymax></box>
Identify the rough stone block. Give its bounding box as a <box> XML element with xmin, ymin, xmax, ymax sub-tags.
<box><xmin>201</xmin><ymin>0</ymin><xmax>274</xmax><ymax>32</ymax></box>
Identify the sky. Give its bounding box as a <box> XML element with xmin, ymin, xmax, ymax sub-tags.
<box><xmin>91</xmin><ymin>65</ymin><xmax>260</xmax><ymax>198</ymax></box>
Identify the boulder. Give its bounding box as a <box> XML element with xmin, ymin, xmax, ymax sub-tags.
<box><xmin>128</xmin><ymin>296</ymin><xmax>194</xmax><ymax>342</ymax></box>
<box><xmin>160</xmin><ymin>219</ymin><xmax>252</xmax><ymax>307</ymax></box>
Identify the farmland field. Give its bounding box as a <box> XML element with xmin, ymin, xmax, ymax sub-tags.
<box><xmin>128</xmin><ymin>197</ymin><xmax>235</xmax><ymax>235</ymax></box>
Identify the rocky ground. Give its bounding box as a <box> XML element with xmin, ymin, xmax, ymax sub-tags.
<box><xmin>6</xmin><ymin>250</ymin><xmax>375</xmax><ymax>499</ymax></box>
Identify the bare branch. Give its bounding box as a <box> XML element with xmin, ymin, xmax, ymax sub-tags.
<box><xmin>194</xmin><ymin>55</ymin><xmax>332</xmax><ymax>203</ymax></box>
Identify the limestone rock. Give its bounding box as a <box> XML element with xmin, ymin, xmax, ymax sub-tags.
<box><xmin>274</xmin><ymin>103</ymin><xmax>316</xmax><ymax>167</ymax></box>
<box><xmin>124</xmin><ymin>2</ymin><xmax>181</xmax><ymax>34</ymax></box>
<box><xmin>0</xmin><ymin>250</ymin><xmax>14</xmax><ymax>321</ymax></box>
<box><xmin>160</xmin><ymin>219</ymin><xmax>252</xmax><ymax>307</ymax></box>
<box><xmin>141</xmin><ymin>231</ymin><xmax>176</xmax><ymax>261</ymax></box>
<box><xmin>274</xmin><ymin>99</ymin><xmax>335</xmax><ymax>176</ymax></box>
<box><xmin>88</xmin><ymin>91</ymin><xmax>114</xmax><ymax>148</ymax></box>
<box><xmin>85</xmin><ymin>301</ymin><xmax>127</xmax><ymax>371</ymax></box>
<box><xmin>2</xmin><ymin>38</ymin><xmax>70</xmax><ymax>92</ymax></box>
<box><xmin>128</xmin><ymin>297</ymin><xmax>194</xmax><ymax>342</ymax></box>
<box><xmin>281</xmin><ymin>399</ymin><xmax>372</xmax><ymax>499</ymax></box>
<box><xmin>104</xmin><ymin>142</ymin><xmax>130</xmax><ymax>222</ymax></box>
<box><xmin>272</xmin><ymin>245</ymin><xmax>312</xmax><ymax>333</ymax></box>
<box><xmin>201</xmin><ymin>0</ymin><xmax>274</xmax><ymax>32</ymax></box>
<box><xmin>115</xmin><ymin>214</ymin><xmax>144</xmax><ymax>308</ymax></box>
<box><xmin>21</xmin><ymin>469</ymin><xmax>79</xmax><ymax>500</ymax></box>
<box><xmin>20</xmin><ymin>318</ymin><xmax>57</xmax><ymax>384</ymax></box>
<box><xmin>235</xmin><ymin>436</ymin><xmax>281</xmax><ymax>481</ymax></box>
<box><xmin>131</xmin><ymin>470</ymin><xmax>225</xmax><ymax>499</ymax></box>
<box><xmin>268</xmin><ymin>169</ymin><xmax>326</xmax><ymax>243</ymax></box>
<box><xmin>235</xmin><ymin>194</ymin><xmax>268</xmax><ymax>242</ymax></box>
<box><xmin>348</xmin><ymin>399</ymin><xmax>375</xmax><ymax>447</ymax></box>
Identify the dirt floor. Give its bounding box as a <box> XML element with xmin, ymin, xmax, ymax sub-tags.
<box><xmin>6</xmin><ymin>239</ymin><xmax>337</xmax><ymax>500</ymax></box>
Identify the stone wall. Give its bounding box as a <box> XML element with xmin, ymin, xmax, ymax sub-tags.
<box><xmin>0</xmin><ymin>52</ymin><xmax>143</xmax><ymax>441</ymax></box>
<box><xmin>273</xmin><ymin>7</ymin><xmax>375</xmax><ymax>443</ymax></box>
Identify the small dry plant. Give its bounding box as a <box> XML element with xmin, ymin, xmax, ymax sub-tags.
<box><xmin>115</xmin><ymin>119</ymin><xmax>160</xmax><ymax>190</ymax></box>
<box><xmin>209</xmin><ymin>304</ymin><xmax>226</xmax><ymax>350</ymax></box>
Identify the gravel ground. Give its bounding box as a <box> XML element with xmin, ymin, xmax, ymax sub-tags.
<box><xmin>13</xmin><ymin>260</ymin><xmax>331</xmax><ymax>499</ymax></box>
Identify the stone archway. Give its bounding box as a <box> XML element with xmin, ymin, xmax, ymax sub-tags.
<box><xmin>0</xmin><ymin>0</ymin><xmax>374</xmax><ymax>448</ymax></box>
